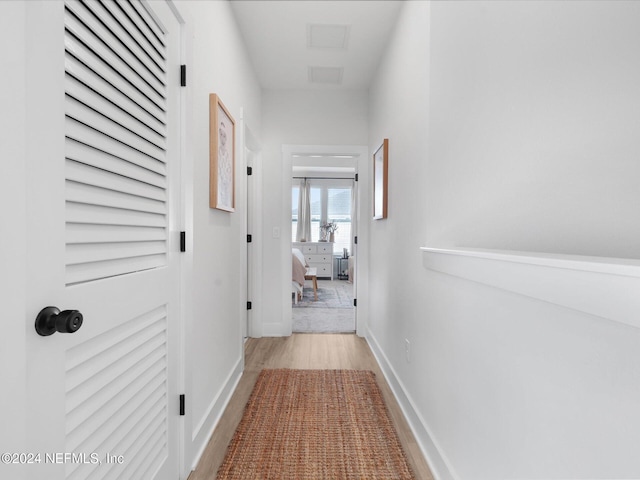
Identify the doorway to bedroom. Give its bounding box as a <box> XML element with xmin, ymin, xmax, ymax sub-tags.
<box><xmin>290</xmin><ymin>154</ymin><xmax>357</xmax><ymax>333</ymax></box>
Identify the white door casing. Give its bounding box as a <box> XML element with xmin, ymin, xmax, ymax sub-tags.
<box><xmin>241</xmin><ymin>112</ymin><xmax>262</xmax><ymax>339</ymax></box>
<box><xmin>21</xmin><ymin>1</ymin><xmax>182</xmax><ymax>479</ymax></box>
<box><xmin>280</xmin><ymin>144</ymin><xmax>368</xmax><ymax>337</ymax></box>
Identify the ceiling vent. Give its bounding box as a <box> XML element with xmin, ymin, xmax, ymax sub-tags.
<box><xmin>307</xmin><ymin>24</ymin><xmax>350</xmax><ymax>50</ymax></box>
<box><xmin>308</xmin><ymin>66</ymin><xmax>344</xmax><ymax>85</ymax></box>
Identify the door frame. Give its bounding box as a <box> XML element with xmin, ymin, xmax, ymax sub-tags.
<box><xmin>239</xmin><ymin>109</ymin><xmax>262</xmax><ymax>339</ymax></box>
<box><xmin>174</xmin><ymin>0</ymin><xmax>193</xmax><ymax>477</ymax></box>
<box><xmin>281</xmin><ymin>144</ymin><xmax>370</xmax><ymax>337</ymax></box>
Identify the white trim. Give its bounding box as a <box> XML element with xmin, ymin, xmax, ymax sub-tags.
<box><xmin>262</xmin><ymin>322</ymin><xmax>292</xmax><ymax>337</ymax></box>
<box><xmin>240</xmin><ymin>111</ymin><xmax>262</xmax><ymax>338</ymax></box>
<box><xmin>190</xmin><ymin>356</ymin><xmax>243</xmax><ymax>470</ymax></box>
<box><xmin>249</xmin><ymin>148</ymin><xmax>263</xmax><ymax>338</ymax></box>
<box><xmin>421</xmin><ymin>247</ymin><xmax>640</xmax><ymax>278</ymax></box>
<box><xmin>175</xmin><ymin>2</ymin><xmax>192</xmax><ymax>477</ymax></box>
<box><xmin>354</xmin><ymin>146</ymin><xmax>369</xmax><ymax>338</ymax></box>
<box><xmin>366</xmin><ymin>333</ymin><xmax>458</xmax><ymax>480</ymax></box>
<box><xmin>238</xmin><ymin>108</ymin><xmax>249</xmax><ymax>342</ymax></box>
<box><xmin>421</xmin><ymin>247</ymin><xmax>640</xmax><ymax>330</ymax></box>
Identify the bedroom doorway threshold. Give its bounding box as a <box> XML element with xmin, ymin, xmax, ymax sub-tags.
<box><xmin>292</xmin><ymin>279</ymin><xmax>355</xmax><ymax>333</ymax></box>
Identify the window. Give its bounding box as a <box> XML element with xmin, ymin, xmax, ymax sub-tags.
<box><xmin>327</xmin><ymin>188</ymin><xmax>351</xmax><ymax>255</ymax></box>
<box><xmin>310</xmin><ymin>187</ymin><xmax>322</xmax><ymax>242</ymax></box>
<box><xmin>291</xmin><ymin>186</ymin><xmax>299</xmax><ymax>242</ymax></box>
<box><xmin>292</xmin><ymin>179</ymin><xmax>353</xmax><ymax>255</ymax></box>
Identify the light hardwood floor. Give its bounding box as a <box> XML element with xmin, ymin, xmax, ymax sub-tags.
<box><xmin>187</xmin><ymin>334</ymin><xmax>434</xmax><ymax>480</ymax></box>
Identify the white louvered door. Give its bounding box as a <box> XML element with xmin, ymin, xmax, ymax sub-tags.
<box><xmin>25</xmin><ymin>1</ymin><xmax>182</xmax><ymax>479</ymax></box>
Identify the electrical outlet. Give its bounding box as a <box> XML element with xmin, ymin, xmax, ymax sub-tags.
<box><xmin>272</xmin><ymin>227</ymin><xmax>280</xmax><ymax>239</ymax></box>
<box><xmin>405</xmin><ymin>339</ymin><xmax>411</xmax><ymax>363</ymax></box>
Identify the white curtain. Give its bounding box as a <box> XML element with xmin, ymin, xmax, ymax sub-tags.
<box><xmin>296</xmin><ymin>178</ymin><xmax>311</xmax><ymax>242</ymax></box>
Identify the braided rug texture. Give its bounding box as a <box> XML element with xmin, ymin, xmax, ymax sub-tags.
<box><xmin>216</xmin><ymin>369</ymin><xmax>415</xmax><ymax>479</ymax></box>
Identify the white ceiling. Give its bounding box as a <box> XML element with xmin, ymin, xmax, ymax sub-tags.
<box><xmin>229</xmin><ymin>1</ymin><xmax>404</xmax><ymax>90</ymax></box>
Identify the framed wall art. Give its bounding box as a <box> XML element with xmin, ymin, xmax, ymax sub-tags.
<box><xmin>372</xmin><ymin>138</ymin><xmax>388</xmax><ymax>220</ymax></box>
<box><xmin>209</xmin><ymin>94</ymin><xmax>235</xmax><ymax>212</ymax></box>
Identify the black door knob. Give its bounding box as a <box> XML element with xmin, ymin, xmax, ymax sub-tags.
<box><xmin>35</xmin><ymin>307</ymin><xmax>83</xmax><ymax>336</ymax></box>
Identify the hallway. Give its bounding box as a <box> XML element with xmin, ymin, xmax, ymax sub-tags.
<box><xmin>188</xmin><ymin>334</ymin><xmax>433</xmax><ymax>480</ymax></box>
<box><xmin>4</xmin><ymin>1</ymin><xmax>640</xmax><ymax>478</ymax></box>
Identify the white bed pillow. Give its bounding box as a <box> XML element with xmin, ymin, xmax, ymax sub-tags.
<box><xmin>292</xmin><ymin>248</ymin><xmax>307</xmax><ymax>267</ymax></box>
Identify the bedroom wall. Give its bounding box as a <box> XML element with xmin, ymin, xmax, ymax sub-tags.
<box><xmin>368</xmin><ymin>1</ymin><xmax>640</xmax><ymax>478</ymax></box>
<box><xmin>175</xmin><ymin>1</ymin><xmax>262</xmax><ymax>473</ymax></box>
<box><xmin>260</xmin><ymin>90</ymin><xmax>368</xmax><ymax>336</ymax></box>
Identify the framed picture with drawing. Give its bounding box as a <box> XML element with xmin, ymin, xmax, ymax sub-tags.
<box><xmin>373</xmin><ymin>138</ymin><xmax>388</xmax><ymax>220</ymax></box>
<box><xmin>209</xmin><ymin>94</ymin><xmax>235</xmax><ymax>212</ymax></box>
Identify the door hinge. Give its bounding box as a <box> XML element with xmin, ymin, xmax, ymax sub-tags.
<box><xmin>180</xmin><ymin>65</ymin><xmax>186</xmax><ymax>87</ymax></box>
<box><xmin>247</xmin><ymin>301</ymin><xmax>252</xmax><ymax>310</ymax></box>
<box><xmin>353</xmin><ymin>298</ymin><xmax>357</xmax><ymax>307</ymax></box>
<box><xmin>355</xmin><ymin>173</ymin><xmax>359</xmax><ymax>181</ymax></box>
<box><xmin>179</xmin><ymin>394</ymin><xmax>185</xmax><ymax>416</ymax></box>
<box><xmin>247</xmin><ymin>166</ymin><xmax>253</xmax><ymax>175</ymax></box>
<box><xmin>354</xmin><ymin>236</ymin><xmax>358</xmax><ymax>245</ymax></box>
<box><xmin>247</xmin><ymin>234</ymin><xmax>252</xmax><ymax>243</ymax></box>
<box><xmin>180</xmin><ymin>231</ymin><xmax>186</xmax><ymax>252</ymax></box>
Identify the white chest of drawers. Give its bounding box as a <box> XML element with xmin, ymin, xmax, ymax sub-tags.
<box><xmin>293</xmin><ymin>242</ymin><xmax>334</xmax><ymax>279</ymax></box>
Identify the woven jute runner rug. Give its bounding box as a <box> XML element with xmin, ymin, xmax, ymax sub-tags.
<box><xmin>216</xmin><ymin>369</ymin><xmax>415</xmax><ymax>479</ymax></box>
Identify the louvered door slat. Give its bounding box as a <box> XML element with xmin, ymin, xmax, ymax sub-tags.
<box><xmin>66</xmin><ymin>118</ymin><xmax>166</xmax><ymax>175</ymax></box>
<box><xmin>99</xmin><ymin>400</ymin><xmax>165</xmax><ymax>480</ymax></box>
<box><xmin>66</xmin><ymin>167</ymin><xmax>165</xmax><ymax>207</ymax></box>
<box><xmin>127</xmin><ymin>429</ymin><xmax>167</xmax><ymax>480</ymax></box>
<box><xmin>66</xmin><ymin>319</ymin><xmax>166</xmax><ymax>395</ymax></box>
<box><xmin>65</xmin><ymin>53</ymin><xmax>166</xmax><ymax>139</ymax></box>
<box><xmin>65</xmin><ymin>161</ymin><xmax>165</xmax><ymax>203</ymax></box>
<box><xmin>66</xmin><ymin>349</ymin><xmax>166</xmax><ymax>441</ymax></box>
<box><xmin>66</xmin><ymin>306</ymin><xmax>165</xmax><ymax>370</ymax></box>
<box><xmin>82</xmin><ymin>0</ymin><xmax>166</xmax><ymax>84</ymax></box>
<box><xmin>66</xmin><ymin>241</ymin><xmax>166</xmax><ymax>266</ymax></box>
<box><xmin>65</xmin><ymin>34</ymin><xmax>166</xmax><ymax>124</ymax></box>
<box><xmin>65</xmin><ymin>0</ymin><xmax>165</xmax><ymax>97</ymax></box>
<box><xmin>126</xmin><ymin>0</ymin><xmax>165</xmax><ymax>53</ymax></box>
<box><xmin>66</xmin><ymin>139</ymin><xmax>165</xmax><ymax>189</ymax></box>
<box><xmin>66</xmin><ymin>256</ymin><xmax>166</xmax><ymax>285</ymax></box>
<box><xmin>66</xmin><ymin>202</ymin><xmax>165</xmax><ymax>228</ymax></box>
<box><xmin>66</xmin><ymin>223</ymin><xmax>165</xmax><ymax>244</ymax></box>
<box><xmin>66</xmin><ymin>341</ymin><xmax>165</xmax><ymax>435</ymax></box>
<box><xmin>101</xmin><ymin>0</ymin><xmax>166</xmax><ymax>72</ymax></box>
<box><xmin>64</xmin><ymin>305</ymin><xmax>168</xmax><ymax>480</ymax></box>
<box><xmin>66</xmin><ymin>96</ymin><xmax>165</xmax><ymax>162</ymax></box>
<box><xmin>66</xmin><ymin>374</ymin><xmax>166</xmax><ymax>480</ymax></box>
<box><xmin>65</xmin><ymin>76</ymin><xmax>165</xmax><ymax>149</ymax></box>
<box><xmin>66</xmin><ymin>182</ymin><xmax>165</xmax><ymax>217</ymax></box>
<box><xmin>65</xmin><ymin>7</ymin><xmax>165</xmax><ymax>111</ymax></box>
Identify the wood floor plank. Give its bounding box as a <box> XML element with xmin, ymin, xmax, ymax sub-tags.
<box><xmin>188</xmin><ymin>334</ymin><xmax>434</xmax><ymax>480</ymax></box>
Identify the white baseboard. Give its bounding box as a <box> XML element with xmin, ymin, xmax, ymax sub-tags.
<box><xmin>366</xmin><ymin>332</ymin><xmax>458</xmax><ymax>480</ymax></box>
<box><xmin>262</xmin><ymin>322</ymin><xmax>291</xmax><ymax>337</ymax></box>
<box><xmin>190</xmin><ymin>356</ymin><xmax>244</xmax><ymax>471</ymax></box>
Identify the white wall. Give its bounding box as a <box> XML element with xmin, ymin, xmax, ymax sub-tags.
<box><xmin>175</xmin><ymin>1</ymin><xmax>262</xmax><ymax>472</ymax></box>
<box><xmin>260</xmin><ymin>90</ymin><xmax>368</xmax><ymax>335</ymax></box>
<box><xmin>426</xmin><ymin>0</ymin><xmax>640</xmax><ymax>259</ymax></box>
<box><xmin>368</xmin><ymin>1</ymin><xmax>640</xmax><ymax>478</ymax></box>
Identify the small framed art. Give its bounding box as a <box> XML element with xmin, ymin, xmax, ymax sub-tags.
<box><xmin>373</xmin><ymin>138</ymin><xmax>388</xmax><ymax>220</ymax></box>
<box><xmin>210</xmin><ymin>94</ymin><xmax>235</xmax><ymax>212</ymax></box>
